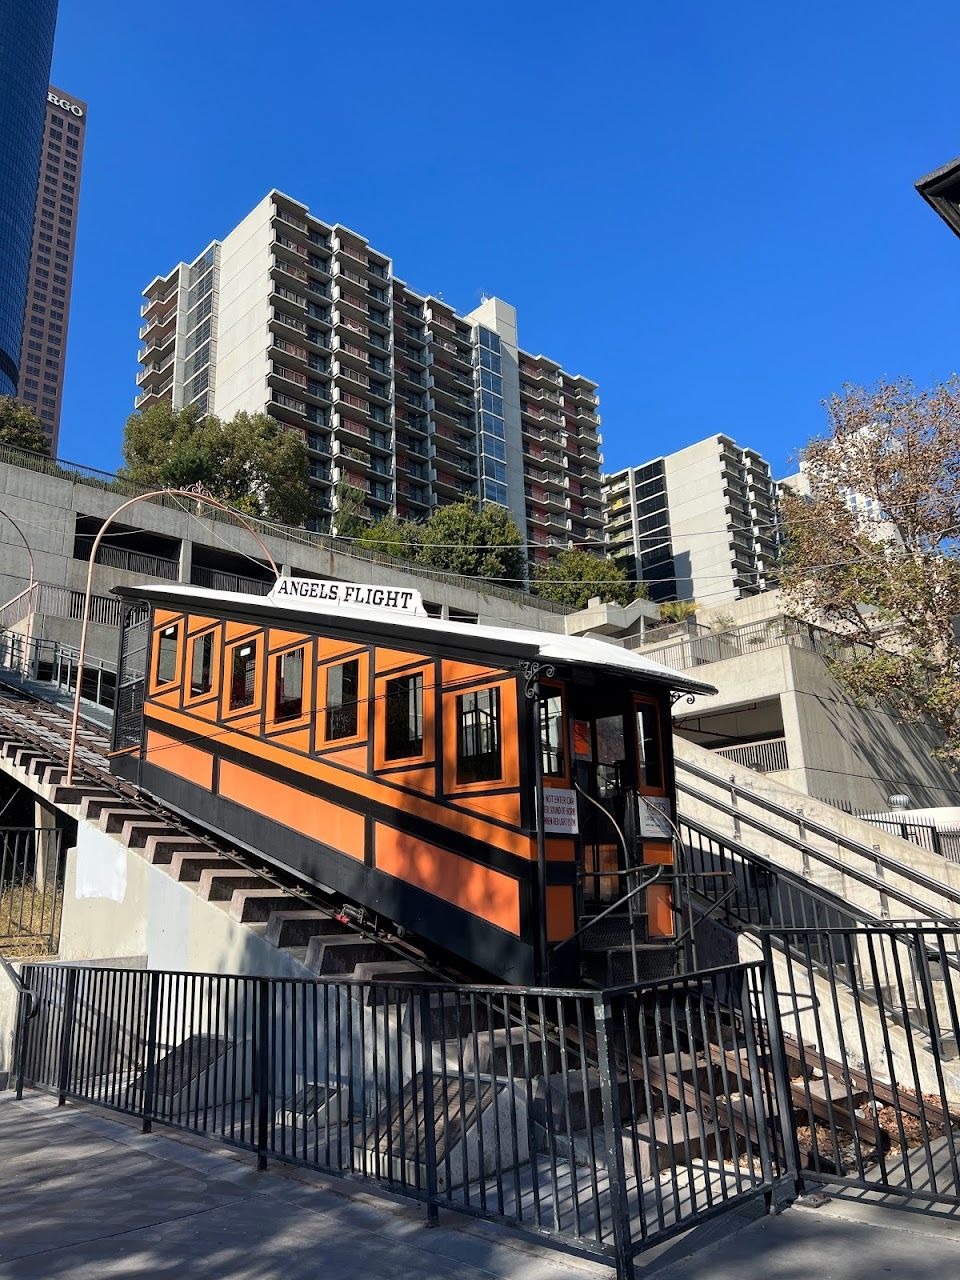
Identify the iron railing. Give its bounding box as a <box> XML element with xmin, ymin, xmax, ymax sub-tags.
<box><xmin>190</xmin><ymin>565</ymin><xmax>273</xmax><ymax>596</ymax></box>
<box><xmin>712</xmin><ymin>737</ymin><xmax>788</xmax><ymax>774</ymax></box>
<box><xmin>14</xmin><ymin>962</ymin><xmax>782</xmax><ymax>1277</ymax></box>
<box><xmin>814</xmin><ymin>803</ymin><xmax>960</xmax><ymax>866</ymax></box>
<box><xmin>0</xmin><ymin>628</ymin><xmax>117</xmax><ymax>710</ymax></box>
<box><xmin>0</xmin><ymin>828</ymin><xmax>64</xmax><ymax>957</ymax></box>
<box><xmin>73</xmin><ymin>537</ymin><xmax>180</xmax><ymax>581</ymax></box>
<box><xmin>634</xmin><ymin>616</ymin><xmax>871</xmax><ymax>671</ymax></box>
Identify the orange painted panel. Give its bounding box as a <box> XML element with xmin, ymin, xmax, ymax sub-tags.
<box><xmin>145</xmin><ymin>702</ymin><xmax>534</xmax><ymax>859</ymax></box>
<box><xmin>225</xmin><ymin>619</ymin><xmax>260</xmax><ymax>642</ymax></box>
<box><xmin>647</xmin><ymin>885</ymin><xmax>675</xmax><ymax>937</ymax></box>
<box><xmin>644</xmin><ymin>842</ymin><xmax>674</xmax><ymax>865</ymax></box>
<box><xmin>268</xmin><ymin>628</ymin><xmax>310</xmax><ymax>652</ymax></box>
<box><xmin>218</xmin><ymin>759</ymin><xmax>365</xmax><ymax>859</ymax></box>
<box><xmin>545</xmin><ymin>837</ymin><xmax>576</xmax><ymax>862</ymax></box>
<box><xmin>375</xmin><ymin>646</ymin><xmax>421</xmax><ymax>674</ymax></box>
<box><xmin>376</xmin><ymin>764</ymin><xmax>435</xmax><ymax>794</ymax></box>
<box><xmin>546</xmin><ymin>885</ymin><xmax>575</xmax><ymax>942</ymax></box>
<box><xmin>273</xmin><ymin>727</ymin><xmax>311</xmax><ymax>753</ymax></box>
<box><xmin>145</xmin><ymin>728</ymin><xmax>213</xmax><ymax>790</ymax></box>
<box><xmin>375</xmin><ymin>826</ymin><xmax>520</xmax><ymax>935</ymax></box>
<box><xmin>317</xmin><ymin>637</ymin><xmax>367</xmax><ymax>664</ymax></box>
<box><xmin>186</xmin><ymin>614</ymin><xmax>219</xmax><ymax>635</ymax></box>
<box><xmin>441</xmin><ymin>659</ymin><xmax>506</xmax><ymax>687</ymax></box>
<box><xmin>155</xmin><ymin>608</ymin><xmax>182</xmax><ymax>628</ymax></box>
<box><xmin>320</xmin><ymin>744</ymin><xmax>369</xmax><ymax>773</ymax></box>
<box><xmin>449</xmin><ymin>791</ymin><xmax>522</xmax><ymax>827</ymax></box>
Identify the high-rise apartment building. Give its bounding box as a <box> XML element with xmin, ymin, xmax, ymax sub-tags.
<box><xmin>0</xmin><ymin>0</ymin><xmax>58</xmax><ymax>397</ymax></box>
<box><xmin>136</xmin><ymin>191</ymin><xmax>604</xmax><ymax>557</ymax></box>
<box><xmin>603</xmin><ymin>435</ymin><xmax>780</xmax><ymax>604</ymax></box>
<box><xmin>17</xmin><ymin>85</ymin><xmax>87</xmax><ymax>449</ymax></box>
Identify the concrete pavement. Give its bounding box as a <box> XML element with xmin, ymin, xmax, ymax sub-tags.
<box><xmin>0</xmin><ymin>1093</ymin><xmax>958</xmax><ymax>1279</ymax></box>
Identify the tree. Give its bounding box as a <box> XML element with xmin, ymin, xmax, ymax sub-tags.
<box><xmin>658</xmin><ymin>600</ymin><xmax>698</xmax><ymax>622</ymax></box>
<box><xmin>122</xmin><ymin>404</ymin><xmax>313</xmax><ymax>526</ymax></box>
<box><xmin>780</xmin><ymin>376</ymin><xmax>960</xmax><ymax>762</ymax></box>
<box><xmin>417</xmin><ymin>500</ymin><xmax>526</xmax><ymax>583</ymax></box>
<box><xmin>0</xmin><ymin>397</ymin><xmax>49</xmax><ymax>454</ymax></box>
<box><xmin>356</xmin><ymin>515</ymin><xmax>421</xmax><ymax>561</ymax></box>
<box><xmin>333</xmin><ymin>479</ymin><xmax>368</xmax><ymax>540</ymax></box>
<box><xmin>533</xmin><ymin>548</ymin><xmax>639</xmax><ymax>609</ymax></box>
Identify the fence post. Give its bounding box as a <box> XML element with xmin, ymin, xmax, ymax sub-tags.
<box><xmin>759</xmin><ymin>935</ymin><xmax>804</xmax><ymax>1198</ymax></box>
<box><xmin>593</xmin><ymin>992</ymin><xmax>634</xmax><ymax>1280</ymax></box>
<box><xmin>56</xmin><ymin>968</ymin><xmax>78</xmax><ymax>1106</ymax></box>
<box><xmin>418</xmin><ymin>988</ymin><xmax>440</xmax><ymax>1227</ymax></box>
<box><xmin>255</xmin><ymin>977</ymin><xmax>270</xmax><ymax>1171</ymax></box>
<box><xmin>141</xmin><ymin>970</ymin><xmax>161</xmax><ymax>1134</ymax></box>
<box><xmin>14</xmin><ymin>982</ymin><xmax>31</xmax><ymax>1100</ymax></box>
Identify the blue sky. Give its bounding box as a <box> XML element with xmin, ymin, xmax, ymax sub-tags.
<box><xmin>51</xmin><ymin>0</ymin><xmax>960</xmax><ymax>479</ymax></box>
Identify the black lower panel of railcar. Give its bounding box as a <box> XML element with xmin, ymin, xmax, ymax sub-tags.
<box><xmin>113</xmin><ymin>753</ymin><xmax>536</xmax><ymax>986</ymax></box>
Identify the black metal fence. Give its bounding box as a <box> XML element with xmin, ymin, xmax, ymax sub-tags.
<box><xmin>0</xmin><ymin>828</ymin><xmax>64</xmax><ymax>956</ymax></box>
<box><xmin>13</xmin><ymin>931</ymin><xmax>960</xmax><ymax>1272</ymax></box>
<box><xmin>771</xmin><ymin>926</ymin><xmax>960</xmax><ymax>1206</ymax></box>
<box><xmin>13</xmin><ymin>962</ymin><xmax>784</xmax><ymax>1277</ymax></box>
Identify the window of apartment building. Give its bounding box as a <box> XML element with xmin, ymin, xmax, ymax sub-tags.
<box><xmin>384</xmin><ymin>673</ymin><xmax>424</xmax><ymax>761</ymax></box>
<box><xmin>456</xmin><ymin>687</ymin><xmax>502</xmax><ymax>784</ymax></box>
<box><xmin>325</xmin><ymin>659</ymin><xmax>359</xmax><ymax>740</ymax></box>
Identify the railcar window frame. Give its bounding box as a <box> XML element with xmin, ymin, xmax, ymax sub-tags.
<box><xmin>537</xmin><ymin>681</ymin><xmax>567</xmax><ymax>780</ymax></box>
<box><xmin>634</xmin><ymin>694</ymin><xmax>666</xmax><ymax>794</ymax></box>
<box><xmin>188</xmin><ymin>630</ymin><xmax>215</xmax><ymax>698</ymax></box>
<box><xmin>154</xmin><ymin>623</ymin><xmax>181</xmax><ymax>689</ymax></box>
<box><xmin>228</xmin><ymin>640</ymin><xmax>258</xmax><ymax>712</ymax></box>
<box><xmin>456</xmin><ymin>685</ymin><xmax>502</xmax><ymax>785</ymax></box>
<box><xmin>384</xmin><ymin>671</ymin><xmax>424</xmax><ymax>761</ymax></box>
<box><xmin>273</xmin><ymin>646</ymin><xmax>305</xmax><ymax>724</ymax></box>
<box><xmin>325</xmin><ymin>657</ymin><xmax>361</xmax><ymax>742</ymax></box>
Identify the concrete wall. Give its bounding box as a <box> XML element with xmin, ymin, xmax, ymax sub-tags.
<box><xmin>212</xmin><ymin>195</ymin><xmax>274</xmax><ymax>422</ymax></box>
<box><xmin>60</xmin><ymin>823</ymin><xmax>310</xmax><ymax>979</ymax></box>
<box><xmin>663</xmin><ymin>437</ymin><xmax>733</xmax><ymax>604</ymax></box>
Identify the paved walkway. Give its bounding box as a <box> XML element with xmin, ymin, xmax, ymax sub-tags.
<box><xmin>1</xmin><ymin>1093</ymin><xmax>958</xmax><ymax>1279</ymax></box>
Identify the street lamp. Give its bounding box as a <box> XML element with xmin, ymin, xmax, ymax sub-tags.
<box><xmin>65</xmin><ymin>487</ymin><xmax>280</xmax><ymax>785</ymax></box>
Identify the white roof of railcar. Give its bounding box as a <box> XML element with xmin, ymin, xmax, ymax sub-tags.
<box><xmin>116</xmin><ymin>583</ymin><xmax>717</xmax><ymax>697</ymax></box>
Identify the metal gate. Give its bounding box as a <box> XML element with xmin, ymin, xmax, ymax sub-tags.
<box><xmin>113</xmin><ymin>604</ymin><xmax>150</xmax><ymax>754</ymax></box>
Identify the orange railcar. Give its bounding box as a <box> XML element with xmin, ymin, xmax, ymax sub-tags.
<box><xmin>110</xmin><ymin>584</ymin><xmax>713</xmax><ymax>985</ymax></box>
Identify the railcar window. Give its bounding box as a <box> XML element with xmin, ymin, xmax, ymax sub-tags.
<box><xmin>155</xmin><ymin>625</ymin><xmax>179</xmax><ymax>686</ymax></box>
<box><xmin>326</xmin><ymin>659</ymin><xmax>359</xmax><ymax>740</ymax></box>
<box><xmin>456</xmin><ymin>687</ymin><xmax>501</xmax><ymax>784</ymax></box>
<box><xmin>190</xmin><ymin>632</ymin><xmax>214</xmax><ymax>696</ymax></box>
<box><xmin>385</xmin><ymin>673</ymin><xmax>423</xmax><ymax>760</ymax></box>
<box><xmin>538</xmin><ymin>689</ymin><xmax>565</xmax><ymax>777</ymax></box>
<box><xmin>636</xmin><ymin>702</ymin><xmax>664</xmax><ymax>790</ymax></box>
<box><xmin>275</xmin><ymin>647</ymin><xmax>304</xmax><ymax>722</ymax></box>
<box><xmin>229</xmin><ymin>643</ymin><xmax>257</xmax><ymax>710</ymax></box>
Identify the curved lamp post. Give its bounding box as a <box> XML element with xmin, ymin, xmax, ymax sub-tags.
<box><xmin>0</xmin><ymin>507</ymin><xmax>37</xmax><ymax>591</ymax></box>
<box><xmin>65</xmin><ymin>487</ymin><xmax>280</xmax><ymax>784</ymax></box>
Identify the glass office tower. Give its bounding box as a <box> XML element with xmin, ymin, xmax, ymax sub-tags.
<box><xmin>0</xmin><ymin>0</ymin><xmax>58</xmax><ymax>395</ymax></box>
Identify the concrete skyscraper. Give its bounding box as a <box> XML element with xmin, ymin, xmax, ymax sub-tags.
<box><xmin>17</xmin><ymin>84</ymin><xmax>87</xmax><ymax>449</ymax></box>
<box><xmin>136</xmin><ymin>191</ymin><xmax>604</xmax><ymax>559</ymax></box>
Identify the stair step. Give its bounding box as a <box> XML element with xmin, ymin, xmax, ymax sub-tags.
<box><xmin>98</xmin><ymin>807</ymin><xmax>145</xmax><ymax>834</ymax></box>
<box><xmin>119</xmin><ymin>819</ymin><xmax>171</xmax><ymax>848</ymax></box>
<box><xmin>264</xmin><ymin>911</ymin><xmax>350</xmax><ymax>949</ymax></box>
<box><xmin>169</xmin><ymin>853</ymin><xmax>232</xmax><ymax>884</ymax></box>
<box><xmin>197</xmin><ymin>868</ymin><xmax>267</xmax><ymax>901</ymax></box>
<box><xmin>305</xmin><ymin>935</ymin><xmax>393</xmax><ymax>976</ymax></box>
<box><xmin>142</xmin><ymin>836</ymin><xmax>211</xmax><ymax>866</ymax></box>
<box><xmin>229</xmin><ymin>889</ymin><xmax>295</xmax><ymax>924</ymax></box>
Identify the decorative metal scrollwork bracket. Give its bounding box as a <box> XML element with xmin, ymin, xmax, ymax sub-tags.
<box><xmin>519</xmin><ymin>660</ymin><xmax>555</xmax><ymax>699</ymax></box>
<box><xmin>670</xmin><ymin>692</ymin><xmax>697</xmax><ymax>708</ymax></box>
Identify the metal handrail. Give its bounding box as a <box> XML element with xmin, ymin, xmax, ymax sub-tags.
<box><xmin>676</xmin><ymin>756</ymin><xmax>960</xmax><ymax>912</ymax></box>
<box><xmin>0</xmin><ymin>954</ymin><xmax>37</xmax><ymax>1018</ymax></box>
